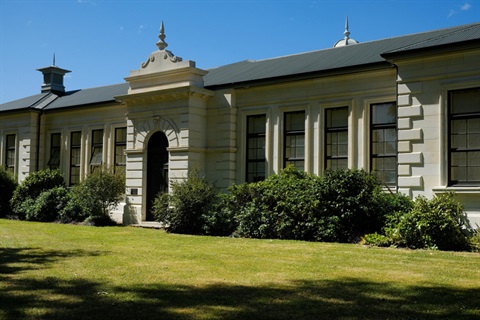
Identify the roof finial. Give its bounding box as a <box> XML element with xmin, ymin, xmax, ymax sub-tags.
<box><xmin>156</xmin><ymin>21</ymin><xmax>168</xmax><ymax>50</ymax></box>
<box><xmin>53</xmin><ymin>53</ymin><xmax>56</xmax><ymax>66</ymax></box>
<box><xmin>344</xmin><ymin>16</ymin><xmax>350</xmax><ymax>40</ymax></box>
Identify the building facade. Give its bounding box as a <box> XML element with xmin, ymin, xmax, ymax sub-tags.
<box><xmin>1</xmin><ymin>22</ymin><xmax>479</xmax><ymax>226</ymax></box>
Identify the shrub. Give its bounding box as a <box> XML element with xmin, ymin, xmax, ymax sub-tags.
<box><xmin>153</xmin><ymin>169</ymin><xmax>218</xmax><ymax>235</ymax></box>
<box><xmin>10</xmin><ymin>169</ymin><xmax>65</xmax><ymax>220</ymax></box>
<box><xmin>317</xmin><ymin>169</ymin><xmax>389</xmax><ymax>242</ymax></box>
<box><xmin>57</xmin><ymin>190</ymin><xmax>89</xmax><ymax>223</ymax></box>
<box><xmin>200</xmin><ymin>193</ymin><xmax>237</xmax><ymax>236</ymax></box>
<box><xmin>0</xmin><ymin>166</ymin><xmax>17</xmax><ymax>217</ymax></box>
<box><xmin>394</xmin><ymin>192</ymin><xmax>471</xmax><ymax>251</ymax></box>
<box><xmin>25</xmin><ymin>186</ymin><xmax>70</xmax><ymax>222</ymax></box>
<box><xmin>71</xmin><ymin>167</ymin><xmax>125</xmax><ymax>221</ymax></box>
<box><xmin>230</xmin><ymin>167</ymin><xmax>402</xmax><ymax>243</ymax></box>
<box><xmin>361</xmin><ymin>232</ymin><xmax>392</xmax><ymax>247</ymax></box>
<box><xmin>469</xmin><ymin>230</ymin><xmax>480</xmax><ymax>252</ymax></box>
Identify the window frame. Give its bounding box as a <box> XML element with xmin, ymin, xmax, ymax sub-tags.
<box><xmin>69</xmin><ymin>131</ymin><xmax>82</xmax><ymax>186</ymax></box>
<box><xmin>246</xmin><ymin>114</ymin><xmax>267</xmax><ymax>183</ymax></box>
<box><xmin>283</xmin><ymin>111</ymin><xmax>305</xmax><ymax>170</ymax></box>
<box><xmin>370</xmin><ymin>102</ymin><xmax>397</xmax><ymax>187</ymax></box>
<box><xmin>114</xmin><ymin>127</ymin><xmax>127</xmax><ymax>175</ymax></box>
<box><xmin>48</xmin><ymin>133</ymin><xmax>61</xmax><ymax>170</ymax></box>
<box><xmin>448</xmin><ymin>87</ymin><xmax>480</xmax><ymax>186</ymax></box>
<box><xmin>324</xmin><ymin>107</ymin><xmax>348</xmax><ymax>170</ymax></box>
<box><xmin>5</xmin><ymin>134</ymin><xmax>16</xmax><ymax>174</ymax></box>
<box><xmin>89</xmin><ymin>129</ymin><xmax>104</xmax><ymax>173</ymax></box>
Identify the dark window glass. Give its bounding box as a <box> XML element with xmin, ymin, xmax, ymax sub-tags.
<box><xmin>5</xmin><ymin>134</ymin><xmax>15</xmax><ymax>173</ymax></box>
<box><xmin>371</xmin><ymin>103</ymin><xmax>397</xmax><ymax>186</ymax></box>
<box><xmin>449</xmin><ymin>87</ymin><xmax>480</xmax><ymax>185</ymax></box>
<box><xmin>48</xmin><ymin>133</ymin><xmax>61</xmax><ymax>169</ymax></box>
<box><xmin>246</xmin><ymin>115</ymin><xmax>266</xmax><ymax>182</ymax></box>
<box><xmin>325</xmin><ymin>107</ymin><xmax>348</xmax><ymax>170</ymax></box>
<box><xmin>90</xmin><ymin>130</ymin><xmax>103</xmax><ymax>172</ymax></box>
<box><xmin>284</xmin><ymin>111</ymin><xmax>305</xmax><ymax>170</ymax></box>
<box><xmin>115</xmin><ymin>128</ymin><xmax>127</xmax><ymax>175</ymax></box>
<box><xmin>70</xmin><ymin>131</ymin><xmax>81</xmax><ymax>185</ymax></box>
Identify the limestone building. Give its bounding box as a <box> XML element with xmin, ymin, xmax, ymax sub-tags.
<box><xmin>1</xmin><ymin>21</ymin><xmax>479</xmax><ymax>226</ymax></box>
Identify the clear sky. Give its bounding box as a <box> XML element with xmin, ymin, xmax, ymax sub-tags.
<box><xmin>0</xmin><ymin>0</ymin><xmax>479</xmax><ymax>104</ymax></box>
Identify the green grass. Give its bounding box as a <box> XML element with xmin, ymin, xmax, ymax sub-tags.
<box><xmin>1</xmin><ymin>219</ymin><xmax>479</xmax><ymax>320</ymax></box>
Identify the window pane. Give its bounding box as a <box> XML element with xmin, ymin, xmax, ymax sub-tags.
<box><xmin>286</xmin><ymin>112</ymin><xmax>305</xmax><ymax>131</ymax></box>
<box><xmin>247</xmin><ymin>115</ymin><xmax>266</xmax><ymax>182</ymax></box>
<box><xmin>92</xmin><ymin>130</ymin><xmax>103</xmax><ymax>145</ymax></box>
<box><xmin>248</xmin><ymin>115</ymin><xmax>266</xmax><ymax>134</ymax></box>
<box><xmin>48</xmin><ymin>149</ymin><xmax>60</xmax><ymax>166</ymax></box>
<box><xmin>90</xmin><ymin>147</ymin><xmax>103</xmax><ymax>166</ymax></box>
<box><xmin>449</xmin><ymin>88</ymin><xmax>480</xmax><ymax>185</ymax></box>
<box><xmin>70</xmin><ymin>167</ymin><xmax>80</xmax><ymax>185</ymax></box>
<box><xmin>115</xmin><ymin>128</ymin><xmax>126</xmax><ymax>143</ymax></box>
<box><xmin>326</xmin><ymin>108</ymin><xmax>348</xmax><ymax>128</ymax></box>
<box><xmin>451</xmin><ymin>88</ymin><xmax>480</xmax><ymax>115</ymax></box>
<box><xmin>71</xmin><ymin>132</ymin><xmax>81</xmax><ymax>146</ymax></box>
<box><xmin>6</xmin><ymin>135</ymin><xmax>15</xmax><ymax>148</ymax></box>
<box><xmin>372</xmin><ymin>103</ymin><xmax>396</xmax><ymax>125</ymax></box>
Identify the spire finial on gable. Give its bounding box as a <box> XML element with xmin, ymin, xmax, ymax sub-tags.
<box><xmin>333</xmin><ymin>16</ymin><xmax>358</xmax><ymax>47</ymax></box>
<box><xmin>344</xmin><ymin>16</ymin><xmax>350</xmax><ymax>40</ymax></box>
<box><xmin>156</xmin><ymin>21</ymin><xmax>168</xmax><ymax>50</ymax></box>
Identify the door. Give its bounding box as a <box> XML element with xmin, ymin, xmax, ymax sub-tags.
<box><xmin>146</xmin><ymin>131</ymin><xmax>169</xmax><ymax>221</ymax></box>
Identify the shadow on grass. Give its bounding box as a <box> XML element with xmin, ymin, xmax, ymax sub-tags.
<box><xmin>1</xmin><ymin>247</ymin><xmax>479</xmax><ymax>320</ymax></box>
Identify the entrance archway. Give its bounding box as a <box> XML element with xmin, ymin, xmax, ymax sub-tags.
<box><xmin>146</xmin><ymin>131</ymin><xmax>169</xmax><ymax>221</ymax></box>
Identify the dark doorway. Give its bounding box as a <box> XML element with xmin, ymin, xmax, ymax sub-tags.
<box><xmin>146</xmin><ymin>131</ymin><xmax>169</xmax><ymax>221</ymax></box>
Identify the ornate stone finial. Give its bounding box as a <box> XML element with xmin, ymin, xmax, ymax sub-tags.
<box><xmin>156</xmin><ymin>21</ymin><xmax>168</xmax><ymax>50</ymax></box>
<box><xmin>333</xmin><ymin>16</ymin><xmax>358</xmax><ymax>47</ymax></box>
<box><xmin>344</xmin><ymin>16</ymin><xmax>350</xmax><ymax>40</ymax></box>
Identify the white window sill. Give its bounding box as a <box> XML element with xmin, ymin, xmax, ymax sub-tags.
<box><xmin>433</xmin><ymin>186</ymin><xmax>480</xmax><ymax>194</ymax></box>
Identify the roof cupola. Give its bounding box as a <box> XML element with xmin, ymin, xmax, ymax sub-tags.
<box><xmin>36</xmin><ymin>56</ymin><xmax>71</xmax><ymax>95</ymax></box>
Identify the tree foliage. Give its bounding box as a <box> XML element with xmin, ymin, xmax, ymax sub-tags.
<box><xmin>0</xmin><ymin>166</ymin><xmax>17</xmax><ymax>217</ymax></box>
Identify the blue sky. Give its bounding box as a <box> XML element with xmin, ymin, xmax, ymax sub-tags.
<box><xmin>0</xmin><ymin>0</ymin><xmax>479</xmax><ymax>104</ymax></box>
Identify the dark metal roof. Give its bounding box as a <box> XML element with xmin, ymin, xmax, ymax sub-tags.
<box><xmin>44</xmin><ymin>83</ymin><xmax>129</xmax><ymax>110</ymax></box>
<box><xmin>0</xmin><ymin>92</ymin><xmax>51</xmax><ymax>112</ymax></box>
<box><xmin>1</xmin><ymin>22</ymin><xmax>478</xmax><ymax>112</ymax></box>
<box><xmin>204</xmin><ymin>22</ymin><xmax>480</xmax><ymax>88</ymax></box>
<box><xmin>383</xmin><ymin>22</ymin><xmax>480</xmax><ymax>55</ymax></box>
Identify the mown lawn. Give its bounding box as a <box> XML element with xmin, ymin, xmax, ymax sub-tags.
<box><xmin>0</xmin><ymin>219</ymin><xmax>479</xmax><ymax>320</ymax></box>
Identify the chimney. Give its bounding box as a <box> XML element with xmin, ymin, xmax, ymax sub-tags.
<box><xmin>37</xmin><ymin>63</ymin><xmax>71</xmax><ymax>95</ymax></box>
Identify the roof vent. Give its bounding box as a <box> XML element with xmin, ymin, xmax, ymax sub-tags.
<box><xmin>37</xmin><ymin>57</ymin><xmax>71</xmax><ymax>95</ymax></box>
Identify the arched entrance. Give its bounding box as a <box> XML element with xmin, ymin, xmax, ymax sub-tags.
<box><xmin>146</xmin><ymin>131</ymin><xmax>169</xmax><ymax>221</ymax></box>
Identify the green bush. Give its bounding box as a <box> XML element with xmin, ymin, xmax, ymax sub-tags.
<box><xmin>153</xmin><ymin>169</ymin><xmax>218</xmax><ymax>235</ymax></box>
<box><xmin>361</xmin><ymin>232</ymin><xmax>392</xmax><ymax>247</ymax></box>
<box><xmin>57</xmin><ymin>190</ymin><xmax>89</xmax><ymax>223</ymax></box>
<box><xmin>317</xmin><ymin>169</ymin><xmax>392</xmax><ymax>242</ymax></box>
<box><xmin>229</xmin><ymin>167</ymin><xmax>404</xmax><ymax>243</ymax></box>
<box><xmin>25</xmin><ymin>186</ymin><xmax>70</xmax><ymax>222</ymax></box>
<box><xmin>232</xmin><ymin>167</ymin><xmax>325</xmax><ymax>240</ymax></box>
<box><xmin>394</xmin><ymin>193</ymin><xmax>471</xmax><ymax>251</ymax></box>
<box><xmin>71</xmin><ymin>167</ymin><xmax>125</xmax><ymax>222</ymax></box>
<box><xmin>0</xmin><ymin>166</ymin><xmax>17</xmax><ymax>217</ymax></box>
<box><xmin>201</xmin><ymin>192</ymin><xmax>237</xmax><ymax>236</ymax></box>
<box><xmin>10</xmin><ymin>169</ymin><xmax>65</xmax><ymax>220</ymax></box>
